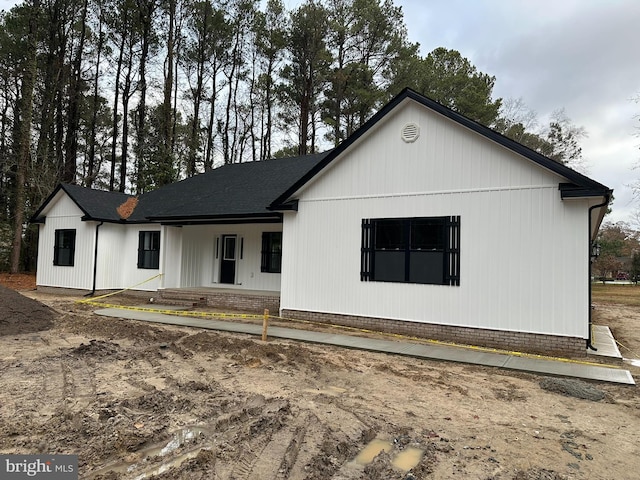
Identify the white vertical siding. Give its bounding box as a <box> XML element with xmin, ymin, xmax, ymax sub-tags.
<box><xmin>299</xmin><ymin>102</ymin><xmax>561</xmax><ymax>200</ymax></box>
<box><xmin>111</xmin><ymin>226</ymin><xmax>163</xmax><ymax>291</ymax></box>
<box><xmin>180</xmin><ymin>227</ymin><xmax>206</xmax><ymax>287</ymax></box>
<box><xmin>180</xmin><ymin>223</ymin><xmax>281</xmax><ymax>291</ymax></box>
<box><xmin>162</xmin><ymin>226</ymin><xmax>183</xmax><ymax>288</ymax></box>
<box><xmin>92</xmin><ymin>224</ymin><xmax>163</xmax><ymax>291</ymax></box>
<box><xmin>281</xmin><ymin>101</ymin><xmax>591</xmax><ymax>339</ymax></box>
<box><xmin>36</xmin><ymin>193</ymin><xmax>95</xmax><ymax>290</ymax></box>
<box><xmin>95</xmin><ymin>223</ymin><xmax>126</xmax><ymax>289</ymax></box>
<box><xmin>36</xmin><ymin>192</ymin><xmax>163</xmax><ymax>292</ymax></box>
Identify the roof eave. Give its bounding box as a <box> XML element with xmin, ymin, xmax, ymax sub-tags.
<box><xmin>267</xmin><ymin>200</ymin><xmax>299</xmax><ymax>212</ymax></box>
<box><xmin>269</xmin><ymin>88</ymin><xmax>611</xmax><ymax>208</ymax></box>
<box><xmin>29</xmin><ymin>184</ymin><xmax>64</xmax><ymax>223</ymax></box>
<box><xmin>147</xmin><ymin>212</ymin><xmax>283</xmax><ymax>222</ymax></box>
<box><xmin>80</xmin><ymin>215</ymin><xmax>132</xmax><ymax>223</ymax></box>
<box><xmin>559</xmin><ymin>183</ymin><xmax>613</xmax><ymax>199</ymax></box>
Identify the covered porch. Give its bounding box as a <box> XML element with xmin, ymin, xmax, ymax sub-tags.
<box><xmin>161</xmin><ymin>222</ymin><xmax>283</xmax><ymax>296</ymax></box>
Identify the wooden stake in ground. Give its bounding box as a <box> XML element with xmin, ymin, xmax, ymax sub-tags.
<box><xmin>262</xmin><ymin>309</ymin><xmax>269</xmax><ymax>341</ymax></box>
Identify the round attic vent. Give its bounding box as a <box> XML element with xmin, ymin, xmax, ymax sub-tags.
<box><xmin>401</xmin><ymin>122</ymin><xmax>420</xmax><ymax>143</ymax></box>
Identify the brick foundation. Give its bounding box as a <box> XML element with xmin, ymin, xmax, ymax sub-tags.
<box><xmin>281</xmin><ymin>309</ymin><xmax>586</xmax><ymax>357</ymax></box>
<box><xmin>159</xmin><ymin>289</ymin><xmax>279</xmax><ymax>314</ymax></box>
<box><xmin>203</xmin><ymin>292</ymin><xmax>279</xmax><ymax>313</ymax></box>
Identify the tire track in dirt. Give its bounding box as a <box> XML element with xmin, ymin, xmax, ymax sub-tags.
<box><xmin>284</xmin><ymin>413</ymin><xmax>329</xmax><ymax>480</ymax></box>
<box><xmin>227</xmin><ymin>432</ymin><xmax>275</xmax><ymax>479</ymax></box>
<box><xmin>247</xmin><ymin>417</ymin><xmax>310</xmax><ymax>479</ymax></box>
<box><xmin>3</xmin><ymin>296</ymin><xmax>638</xmax><ymax>480</ymax></box>
<box><xmin>274</xmin><ymin>423</ymin><xmax>307</xmax><ymax>479</ymax></box>
<box><xmin>38</xmin><ymin>358</ymin><xmax>64</xmax><ymax>417</ymax></box>
<box><xmin>306</xmin><ymin>395</ymin><xmax>372</xmax><ymax>441</ymax></box>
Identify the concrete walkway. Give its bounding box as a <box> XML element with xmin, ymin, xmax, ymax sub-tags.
<box><xmin>95</xmin><ymin>307</ymin><xmax>635</xmax><ymax>386</ymax></box>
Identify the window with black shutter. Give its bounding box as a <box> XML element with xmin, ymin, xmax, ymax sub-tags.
<box><xmin>261</xmin><ymin>232</ymin><xmax>282</xmax><ymax>273</ymax></box>
<box><xmin>361</xmin><ymin>216</ymin><xmax>460</xmax><ymax>286</ymax></box>
<box><xmin>138</xmin><ymin>231</ymin><xmax>160</xmax><ymax>269</ymax></box>
<box><xmin>53</xmin><ymin>229</ymin><xmax>76</xmax><ymax>266</ymax></box>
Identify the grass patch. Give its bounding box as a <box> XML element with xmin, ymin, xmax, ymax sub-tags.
<box><xmin>592</xmin><ymin>283</ymin><xmax>640</xmax><ymax>307</ymax></box>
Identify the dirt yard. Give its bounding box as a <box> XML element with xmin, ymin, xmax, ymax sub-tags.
<box><xmin>0</xmin><ymin>281</ymin><xmax>638</xmax><ymax>480</ymax></box>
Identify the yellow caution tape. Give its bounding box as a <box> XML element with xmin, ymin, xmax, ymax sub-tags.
<box><xmin>76</xmin><ymin>274</ymin><xmax>624</xmax><ymax>369</ymax></box>
<box><xmin>266</xmin><ymin>313</ymin><xmax>622</xmax><ymax>368</ymax></box>
<box><xmin>76</xmin><ymin>273</ymin><xmax>164</xmax><ymax>303</ymax></box>
<box><xmin>615</xmin><ymin>338</ymin><xmax>640</xmax><ymax>358</ymax></box>
<box><xmin>80</xmin><ymin>298</ymin><xmax>621</xmax><ymax>369</ymax></box>
<box><xmin>83</xmin><ymin>300</ymin><xmax>263</xmax><ymax>320</ymax></box>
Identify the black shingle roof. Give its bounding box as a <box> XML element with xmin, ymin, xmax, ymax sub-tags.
<box><xmin>31</xmin><ymin>183</ymin><xmax>135</xmax><ymax>223</ymax></box>
<box><xmin>137</xmin><ymin>153</ymin><xmax>327</xmax><ymax>222</ymax></box>
<box><xmin>31</xmin><ymin>153</ymin><xmax>328</xmax><ymax>224</ymax></box>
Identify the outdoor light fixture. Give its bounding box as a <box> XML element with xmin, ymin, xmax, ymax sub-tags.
<box><xmin>591</xmin><ymin>242</ymin><xmax>601</xmax><ymax>259</ymax></box>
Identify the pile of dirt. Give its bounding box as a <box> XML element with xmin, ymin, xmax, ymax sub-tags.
<box><xmin>0</xmin><ymin>284</ymin><xmax>55</xmax><ymax>336</ymax></box>
<box><xmin>539</xmin><ymin>377</ymin><xmax>606</xmax><ymax>402</ymax></box>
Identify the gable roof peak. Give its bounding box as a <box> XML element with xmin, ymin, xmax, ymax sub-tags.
<box><xmin>30</xmin><ymin>183</ymin><xmax>136</xmax><ymax>223</ymax></box>
<box><xmin>269</xmin><ymin>87</ymin><xmax>611</xmax><ymax>209</ymax></box>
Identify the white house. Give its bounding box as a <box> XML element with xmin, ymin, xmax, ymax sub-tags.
<box><xmin>32</xmin><ymin>89</ymin><xmax>611</xmax><ymax>356</ymax></box>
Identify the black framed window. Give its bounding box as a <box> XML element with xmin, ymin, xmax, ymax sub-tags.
<box><xmin>261</xmin><ymin>232</ymin><xmax>282</xmax><ymax>273</ymax></box>
<box><xmin>361</xmin><ymin>216</ymin><xmax>460</xmax><ymax>286</ymax></box>
<box><xmin>138</xmin><ymin>231</ymin><xmax>160</xmax><ymax>269</ymax></box>
<box><xmin>53</xmin><ymin>229</ymin><xmax>76</xmax><ymax>266</ymax></box>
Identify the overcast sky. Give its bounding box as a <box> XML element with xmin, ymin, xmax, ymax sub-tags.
<box><xmin>2</xmin><ymin>0</ymin><xmax>639</xmax><ymax>222</ymax></box>
<box><xmin>394</xmin><ymin>0</ymin><xmax>640</xmax><ymax>223</ymax></box>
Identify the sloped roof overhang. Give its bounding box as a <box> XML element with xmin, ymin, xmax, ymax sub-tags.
<box><xmin>148</xmin><ymin>212</ymin><xmax>283</xmax><ymax>226</ymax></box>
<box><xmin>269</xmin><ymin>88</ymin><xmax>612</xmax><ymax>210</ymax></box>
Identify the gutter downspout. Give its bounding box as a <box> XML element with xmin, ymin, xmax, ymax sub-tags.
<box><xmin>587</xmin><ymin>193</ymin><xmax>611</xmax><ymax>351</ymax></box>
<box><xmin>86</xmin><ymin>221</ymin><xmax>104</xmax><ymax>297</ymax></box>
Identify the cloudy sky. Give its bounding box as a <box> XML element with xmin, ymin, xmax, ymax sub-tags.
<box><xmin>393</xmin><ymin>0</ymin><xmax>640</xmax><ymax>223</ymax></box>
<box><xmin>1</xmin><ymin>0</ymin><xmax>639</xmax><ymax>222</ymax></box>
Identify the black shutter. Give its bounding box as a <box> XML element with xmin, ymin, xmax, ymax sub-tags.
<box><xmin>444</xmin><ymin>216</ymin><xmax>461</xmax><ymax>286</ymax></box>
<box><xmin>361</xmin><ymin>219</ymin><xmax>373</xmax><ymax>281</ymax></box>
<box><xmin>69</xmin><ymin>231</ymin><xmax>76</xmax><ymax>266</ymax></box>
<box><xmin>53</xmin><ymin>230</ymin><xmax>60</xmax><ymax>265</ymax></box>
<box><xmin>137</xmin><ymin>231</ymin><xmax>144</xmax><ymax>268</ymax></box>
<box><xmin>260</xmin><ymin>232</ymin><xmax>268</xmax><ymax>272</ymax></box>
<box><xmin>151</xmin><ymin>231</ymin><xmax>160</xmax><ymax>269</ymax></box>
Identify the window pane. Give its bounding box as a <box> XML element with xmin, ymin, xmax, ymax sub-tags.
<box><xmin>373</xmin><ymin>251</ymin><xmax>405</xmax><ymax>282</ymax></box>
<box><xmin>411</xmin><ymin>219</ymin><xmax>445</xmax><ymax>250</ymax></box>
<box><xmin>58</xmin><ymin>249</ymin><xmax>72</xmax><ymax>266</ymax></box>
<box><xmin>261</xmin><ymin>232</ymin><xmax>282</xmax><ymax>273</ymax></box>
<box><xmin>270</xmin><ymin>253</ymin><xmax>281</xmax><ymax>273</ymax></box>
<box><xmin>362</xmin><ymin>216</ymin><xmax>458</xmax><ymax>286</ymax></box>
<box><xmin>138</xmin><ymin>231</ymin><xmax>160</xmax><ymax>269</ymax></box>
<box><xmin>54</xmin><ymin>229</ymin><xmax>75</xmax><ymax>266</ymax></box>
<box><xmin>269</xmin><ymin>233</ymin><xmax>281</xmax><ymax>272</ymax></box>
<box><xmin>146</xmin><ymin>250</ymin><xmax>159</xmax><ymax>269</ymax></box>
<box><xmin>409</xmin><ymin>251</ymin><xmax>444</xmax><ymax>284</ymax></box>
<box><xmin>375</xmin><ymin>220</ymin><xmax>405</xmax><ymax>250</ymax></box>
<box><xmin>270</xmin><ymin>233</ymin><xmax>282</xmax><ymax>254</ymax></box>
<box><xmin>224</xmin><ymin>237</ymin><xmax>236</xmax><ymax>260</ymax></box>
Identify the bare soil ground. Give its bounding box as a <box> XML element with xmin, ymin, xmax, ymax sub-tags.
<box><xmin>0</xmin><ymin>284</ymin><xmax>638</xmax><ymax>480</ymax></box>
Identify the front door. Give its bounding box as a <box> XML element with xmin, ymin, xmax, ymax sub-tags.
<box><xmin>220</xmin><ymin>235</ymin><xmax>237</xmax><ymax>284</ymax></box>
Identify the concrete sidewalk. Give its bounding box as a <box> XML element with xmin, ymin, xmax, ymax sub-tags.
<box><xmin>95</xmin><ymin>307</ymin><xmax>636</xmax><ymax>386</ymax></box>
